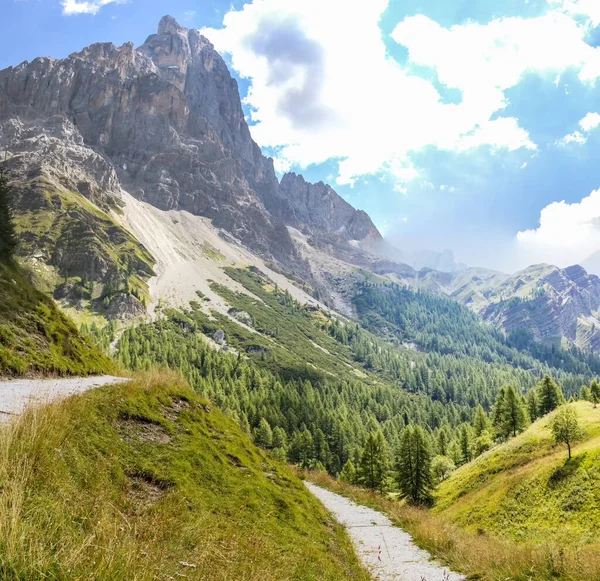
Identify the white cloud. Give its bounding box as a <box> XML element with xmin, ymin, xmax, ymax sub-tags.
<box><xmin>202</xmin><ymin>0</ymin><xmax>600</xmax><ymax>187</ymax></box>
<box><xmin>579</xmin><ymin>112</ymin><xmax>600</xmax><ymax>131</ymax></box>
<box><xmin>201</xmin><ymin>0</ymin><xmax>538</xmax><ymax>187</ymax></box>
<box><xmin>558</xmin><ymin>111</ymin><xmax>600</xmax><ymax>144</ymax></box>
<box><xmin>61</xmin><ymin>0</ymin><xmax>123</xmax><ymax>15</ymax></box>
<box><xmin>517</xmin><ymin>189</ymin><xmax>600</xmax><ymax>266</ymax></box>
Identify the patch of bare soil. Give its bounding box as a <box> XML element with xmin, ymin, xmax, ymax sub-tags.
<box><xmin>117</xmin><ymin>418</ymin><xmax>172</xmax><ymax>445</ymax></box>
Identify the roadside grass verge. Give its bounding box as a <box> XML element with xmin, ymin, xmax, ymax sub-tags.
<box><xmin>0</xmin><ymin>370</ymin><xmax>371</xmax><ymax>581</ymax></box>
<box><xmin>304</xmin><ymin>470</ymin><xmax>600</xmax><ymax>581</ymax></box>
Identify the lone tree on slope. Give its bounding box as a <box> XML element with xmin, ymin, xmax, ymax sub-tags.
<box><xmin>0</xmin><ymin>170</ymin><xmax>17</xmax><ymax>261</ymax></box>
<box><xmin>549</xmin><ymin>405</ymin><xmax>584</xmax><ymax>460</ymax></box>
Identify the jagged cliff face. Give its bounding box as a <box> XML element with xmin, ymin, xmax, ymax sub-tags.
<box><xmin>272</xmin><ymin>172</ymin><xmax>381</xmax><ymax>246</ymax></box>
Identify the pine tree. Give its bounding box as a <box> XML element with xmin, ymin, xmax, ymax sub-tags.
<box><xmin>396</xmin><ymin>425</ymin><xmax>433</xmax><ymax>504</ymax></box>
<box><xmin>500</xmin><ymin>385</ymin><xmax>528</xmax><ymax>438</ymax></box>
<box><xmin>358</xmin><ymin>431</ymin><xmax>389</xmax><ymax>493</ymax></box>
<box><xmin>537</xmin><ymin>376</ymin><xmax>564</xmax><ymax>416</ymax></box>
<box><xmin>0</xmin><ymin>170</ymin><xmax>17</xmax><ymax>261</ymax></box>
<box><xmin>253</xmin><ymin>418</ymin><xmax>273</xmax><ymax>449</ymax></box>
<box><xmin>549</xmin><ymin>405</ymin><xmax>584</xmax><ymax>460</ymax></box>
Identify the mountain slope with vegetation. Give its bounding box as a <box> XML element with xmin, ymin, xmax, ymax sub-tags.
<box><xmin>434</xmin><ymin>400</ymin><xmax>600</xmax><ymax>545</ymax></box>
<box><xmin>0</xmin><ymin>259</ymin><xmax>111</xmax><ymax>375</ymax></box>
<box><xmin>0</xmin><ymin>371</ymin><xmax>369</xmax><ymax>580</ymax></box>
<box><xmin>0</xmin><ymin>171</ymin><xmax>110</xmax><ymax>376</ymax></box>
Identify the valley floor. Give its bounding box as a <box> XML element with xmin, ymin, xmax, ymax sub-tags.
<box><xmin>307</xmin><ymin>483</ymin><xmax>464</xmax><ymax>581</ymax></box>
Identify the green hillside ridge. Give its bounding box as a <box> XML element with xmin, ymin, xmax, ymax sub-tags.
<box><xmin>434</xmin><ymin>400</ymin><xmax>600</xmax><ymax>545</ymax></box>
<box><xmin>0</xmin><ymin>259</ymin><xmax>112</xmax><ymax>376</ymax></box>
<box><xmin>0</xmin><ymin>371</ymin><xmax>369</xmax><ymax>580</ymax></box>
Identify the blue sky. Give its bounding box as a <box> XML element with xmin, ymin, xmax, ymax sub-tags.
<box><xmin>4</xmin><ymin>0</ymin><xmax>600</xmax><ymax>271</ymax></box>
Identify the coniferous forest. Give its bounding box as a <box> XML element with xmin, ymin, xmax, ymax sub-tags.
<box><xmin>114</xmin><ymin>267</ymin><xmax>599</xmax><ymax>488</ymax></box>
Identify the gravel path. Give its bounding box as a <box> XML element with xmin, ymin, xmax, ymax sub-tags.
<box><xmin>0</xmin><ymin>376</ymin><xmax>128</xmax><ymax>420</ymax></box>
<box><xmin>306</xmin><ymin>483</ymin><xmax>464</xmax><ymax>581</ymax></box>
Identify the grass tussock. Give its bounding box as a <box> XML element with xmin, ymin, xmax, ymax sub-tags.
<box><xmin>305</xmin><ymin>470</ymin><xmax>600</xmax><ymax>581</ymax></box>
<box><xmin>0</xmin><ymin>370</ymin><xmax>370</xmax><ymax>581</ymax></box>
<box><xmin>0</xmin><ymin>260</ymin><xmax>112</xmax><ymax>376</ymax></box>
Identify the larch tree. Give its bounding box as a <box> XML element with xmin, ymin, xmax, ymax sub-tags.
<box><xmin>590</xmin><ymin>380</ymin><xmax>600</xmax><ymax>409</ymax></box>
<box><xmin>527</xmin><ymin>389</ymin><xmax>539</xmax><ymax>421</ymax></box>
<box><xmin>339</xmin><ymin>459</ymin><xmax>357</xmax><ymax>484</ymax></box>
<box><xmin>500</xmin><ymin>385</ymin><xmax>528</xmax><ymax>438</ymax></box>
<box><xmin>253</xmin><ymin>418</ymin><xmax>273</xmax><ymax>449</ymax></box>
<box><xmin>358</xmin><ymin>431</ymin><xmax>389</xmax><ymax>493</ymax></box>
<box><xmin>537</xmin><ymin>375</ymin><xmax>564</xmax><ymax>416</ymax></box>
<box><xmin>396</xmin><ymin>425</ymin><xmax>433</xmax><ymax>504</ymax></box>
<box><xmin>473</xmin><ymin>405</ymin><xmax>489</xmax><ymax>436</ymax></box>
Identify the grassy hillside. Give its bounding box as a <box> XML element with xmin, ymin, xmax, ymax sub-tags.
<box><xmin>0</xmin><ymin>260</ymin><xmax>111</xmax><ymax>376</ymax></box>
<box><xmin>14</xmin><ymin>179</ymin><xmax>155</xmax><ymax>314</ymax></box>
<box><xmin>435</xmin><ymin>401</ymin><xmax>600</xmax><ymax>545</ymax></box>
<box><xmin>0</xmin><ymin>371</ymin><xmax>370</xmax><ymax>581</ymax></box>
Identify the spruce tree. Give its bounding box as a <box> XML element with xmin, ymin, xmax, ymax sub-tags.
<box><xmin>0</xmin><ymin>170</ymin><xmax>17</xmax><ymax>261</ymax></box>
<box><xmin>358</xmin><ymin>431</ymin><xmax>389</xmax><ymax>493</ymax></box>
<box><xmin>396</xmin><ymin>425</ymin><xmax>433</xmax><ymax>504</ymax></box>
<box><xmin>537</xmin><ymin>375</ymin><xmax>564</xmax><ymax>416</ymax></box>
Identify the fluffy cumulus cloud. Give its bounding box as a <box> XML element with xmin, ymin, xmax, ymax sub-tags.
<box><xmin>517</xmin><ymin>189</ymin><xmax>600</xmax><ymax>266</ymax></box>
<box><xmin>559</xmin><ymin>112</ymin><xmax>600</xmax><ymax>144</ymax></box>
<box><xmin>61</xmin><ymin>0</ymin><xmax>123</xmax><ymax>16</ymax></box>
<box><xmin>202</xmin><ymin>0</ymin><xmax>600</xmax><ymax>187</ymax></box>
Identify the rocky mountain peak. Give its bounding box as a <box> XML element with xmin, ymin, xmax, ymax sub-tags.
<box><xmin>266</xmin><ymin>171</ymin><xmax>382</xmax><ymax>247</ymax></box>
<box><xmin>157</xmin><ymin>15</ymin><xmax>186</xmax><ymax>36</ymax></box>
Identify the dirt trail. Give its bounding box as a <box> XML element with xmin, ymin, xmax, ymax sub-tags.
<box><xmin>306</xmin><ymin>483</ymin><xmax>464</xmax><ymax>581</ymax></box>
<box><xmin>0</xmin><ymin>376</ymin><xmax>128</xmax><ymax>420</ymax></box>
